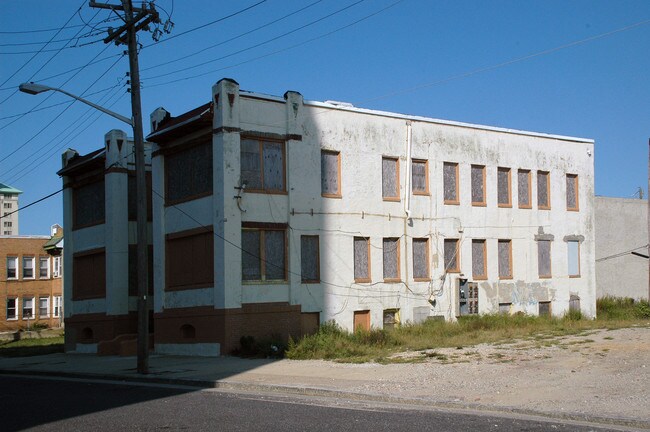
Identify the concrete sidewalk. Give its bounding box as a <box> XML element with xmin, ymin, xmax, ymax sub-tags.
<box><xmin>1</xmin><ymin>345</ymin><xmax>648</xmax><ymax>431</ymax></box>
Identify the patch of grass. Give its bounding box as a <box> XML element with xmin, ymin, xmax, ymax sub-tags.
<box><xmin>286</xmin><ymin>297</ymin><xmax>650</xmax><ymax>362</ymax></box>
<box><xmin>0</xmin><ymin>336</ymin><xmax>64</xmax><ymax>357</ymax></box>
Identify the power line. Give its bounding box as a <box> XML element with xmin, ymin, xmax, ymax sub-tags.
<box><xmin>0</xmin><ymin>16</ymin><xmax>123</xmax><ymax>34</ymax></box>
<box><xmin>143</xmin><ymin>0</ymin><xmax>268</xmax><ymax>47</ymax></box>
<box><xmin>141</xmin><ymin>0</ymin><xmax>324</xmax><ymax>72</ymax></box>
<box><xmin>143</xmin><ymin>0</ymin><xmax>366</xmax><ymax>82</ymax></box>
<box><xmin>0</xmin><ymin>189</ymin><xmax>63</xmax><ymax>221</ymax></box>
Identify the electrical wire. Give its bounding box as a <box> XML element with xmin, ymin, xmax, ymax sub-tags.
<box><xmin>596</xmin><ymin>245</ymin><xmax>649</xmax><ymax>262</ymax></box>
<box><xmin>0</xmin><ymin>15</ymin><xmax>123</xmax><ymax>34</ymax></box>
<box><xmin>142</xmin><ymin>0</ymin><xmax>366</xmax><ymax>82</ymax></box>
<box><xmin>141</xmin><ymin>0</ymin><xmax>324</xmax><ymax>72</ymax></box>
<box><xmin>0</xmin><ymin>189</ymin><xmax>63</xmax><ymax>221</ymax></box>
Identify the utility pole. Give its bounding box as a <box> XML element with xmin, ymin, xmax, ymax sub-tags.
<box><xmin>90</xmin><ymin>0</ymin><xmax>160</xmax><ymax>374</ymax></box>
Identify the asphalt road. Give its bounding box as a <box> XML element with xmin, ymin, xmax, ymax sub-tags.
<box><xmin>0</xmin><ymin>375</ymin><xmax>629</xmax><ymax>431</ymax></box>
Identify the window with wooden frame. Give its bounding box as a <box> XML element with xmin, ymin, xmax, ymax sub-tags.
<box><xmin>241</xmin><ymin>137</ymin><xmax>286</xmax><ymax>193</ymax></box>
<box><xmin>443</xmin><ymin>162</ymin><xmax>459</xmax><ymax>204</ymax></box>
<box><xmin>537</xmin><ymin>240</ymin><xmax>552</xmax><ymax>278</ymax></box>
<box><xmin>517</xmin><ymin>169</ymin><xmax>532</xmax><ymax>209</ymax></box>
<box><xmin>353</xmin><ymin>237</ymin><xmax>371</xmax><ymax>282</ymax></box>
<box><xmin>443</xmin><ymin>238</ymin><xmax>460</xmax><ymax>273</ymax></box>
<box><xmin>471</xmin><ymin>165</ymin><xmax>486</xmax><ymax>206</ymax></box>
<box><xmin>321</xmin><ymin>150</ymin><xmax>341</xmax><ymax>198</ymax></box>
<box><xmin>382</xmin><ymin>157</ymin><xmax>400</xmax><ymax>201</ymax></box>
<box><xmin>73</xmin><ymin>179</ymin><xmax>105</xmax><ymax>229</ymax></box>
<box><xmin>566</xmin><ymin>174</ymin><xmax>579</xmax><ymax>211</ymax></box>
<box><xmin>412</xmin><ymin>238</ymin><xmax>430</xmax><ymax>281</ymax></box>
<box><xmin>537</xmin><ymin>171</ymin><xmax>551</xmax><ymax>210</ymax></box>
<box><xmin>471</xmin><ymin>239</ymin><xmax>487</xmax><ymax>279</ymax></box>
<box><xmin>497</xmin><ymin>167</ymin><xmax>512</xmax><ymax>207</ymax></box>
<box><xmin>72</xmin><ymin>249</ymin><xmax>106</xmax><ymax>300</ymax></box>
<box><xmin>300</xmin><ymin>235</ymin><xmax>320</xmax><ymax>283</ymax></box>
<box><xmin>166</xmin><ymin>141</ymin><xmax>213</xmax><ymax>205</ymax></box>
<box><xmin>241</xmin><ymin>223</ymin><xmax>287</xmax><ymax>282</ymax></box>
<box><xmin>498</xmin><ymin>239</ymin><xmax>513</xmax><ymax>279</ymax></box>
<box><xmin>567</xmin><ymin>240</ymin><xmax>580</xmax><ymax>277</ymax></box>
<box><xmin>383</xmin><ymin>237</ymin><xmax>401</xmax><ymax>281</ymax></box>
<box><xmin>411</xmin><ymin>159</ymin><xmax>429</xmax><ymax>195</ymax></box>
<box><xmin>166</xmin><ymin>228</ymin><xmax>214</xmax><ymax>291</ymax></box>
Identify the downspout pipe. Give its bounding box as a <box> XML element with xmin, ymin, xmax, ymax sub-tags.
<box><xmin>404</xmin><ymin>121</ymin><xmax>413</xmax><ymax>219</ymax></box>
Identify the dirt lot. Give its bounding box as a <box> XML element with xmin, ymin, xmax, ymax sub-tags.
<box><xmin>342</xmin><ymin>326</ymin><xmax>650</xmax><ymax>425</ymax></box>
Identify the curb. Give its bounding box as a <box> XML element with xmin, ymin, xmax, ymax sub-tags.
<box><xmin>1</xmin><ymin>368</ymin><xmax>648</xmax><ymax>430</ymax></box>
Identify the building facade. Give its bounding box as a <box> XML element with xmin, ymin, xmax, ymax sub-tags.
<box><xmin>62</xmin><ymin>78</ymin><xmax>595</xmax><ymax>356</ymax></box>
<box><xmin>595</xmin><ymin>196</ymin><xmax>648</xmax><ymax>300</ymax></box>
<box><xmin>1</xmin><ymin>227</ymin><xmax>63</xmax><ymax>331</ymax></box>
<box><xmin>0</xmin><ymin>182</ymin><xmax>21</xmax><ymax>236</ymax></box>
<box><xmin>58</xmin><ymin>130</ymin><xmax>152</xmax><ymax>353</ymax></box>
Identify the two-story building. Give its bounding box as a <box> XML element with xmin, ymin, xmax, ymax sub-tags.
<box><xmin>62</xmin><ymin>78</ymin><xmax>595</xmax><ymax>356</ymax></box>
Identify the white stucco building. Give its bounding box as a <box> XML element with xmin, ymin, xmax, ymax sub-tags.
<box><xmin>61</xmin><ymin>78</ymin><xmax>595</xmax><ymax>356</ymax></box>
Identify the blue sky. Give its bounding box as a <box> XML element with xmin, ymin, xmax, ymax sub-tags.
<box><xmin>1</xmin><ymin>0</ymin><xmax>648</xmax><ymax>235</ymax></box>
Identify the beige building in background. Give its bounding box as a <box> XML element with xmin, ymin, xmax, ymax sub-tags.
<box><xmin>595</xmin><ymin>196</ymin><xmax>648</xmax><ymax>300</ymax></box>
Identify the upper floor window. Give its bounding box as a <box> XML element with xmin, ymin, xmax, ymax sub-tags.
<box><xmin>52</xmin><ymin>256</ymin><xmax>62</xmax><ymax>278</ymax></box>
<box><xmin>166</xmin><ymin>228</ymin><xmax>214</xmax><ymax>291</ymax></box>
<box><xmin>382</xmin><ymin>157</ymin><xmax>400</xmax><ymax>201</ymax></box>
<box><xmin>443</xmin><ymin>162</ymin><xmax>459</xmax><ymax>205</ymax></box>
<box><xmin>6</xmin><ymin>298</ymin><xmax>17</xmax><ymax>320</ymax></box>
<box><xmin>6</xmin><ymin>256</ymin><xmax>17</xmax><ymax>279</ymax></box>
<box><xmin>497</xmin><ymin>167</ymin><xmax>511</xmax><ymax>207</ymax></box>
<box><xmin>568</xmin><ymin>240</ymin><xmax>580</xmax><ymax>277</ymax></box>
<box><xmin>241</xmin><ymin>138</ymin><xmax>285</xmax><ymax>193</ymax></box>
<box><xmin>471</xmin><ymin>165</ymin><xmax>486</xmax><ymax>206</ymax></box>
<box><xmin>39</xmin><ymin>257</ymin><xmax>49</xmax><ymax>279</ymax></box>
<box><xmin>39</xmin><ymin>297</ymin><xmax>49</xmax><ymax>318</ymax></box>
<box><xmin>321</xmin><ymin>150</ymin><xmax>341</xmax><ymax>197</ymax></box>
<box><xmin>3</xmin><ymin>203</ymin><xmax>10</xmax><ymax>209</ymax></box>
<box><xmin>53</xmin><ymin>296</ymin><xmax>62</xmax><ymax>318</ymax></box>
<box><xmin>537</xmin><ymin>240</ymin><xmax>552</xmax><ymax>278</ymax></box>
<box><xmin>22</xmin><ymin>297</ymin><xmax>34</xmax><ymax>319</ymax></box>
<box><xmin>412</xmin><ymin>159</ymin><xmax>429</xmax><ymax>195</ymax></box>
<box><xmin>517</xmin><ymin>169</ymin><xmax>531</xmax><ymax>209</ymax></box>
<box><xmin>537</xmin><ymin>171</ymin><xmax>551</xmax><ymax>210</ymax></box>
<box><xmin>566</xmin><ymin>174</ymin><xmax>579</xmax><ymax>211</ymax></box>
<box><xmin>3</xmin><ymin>221</ymin><xmax>12</xmax><ymax>227</ymax></box>
<box><xmin>22</xmin><ymin>256</ymin><xmax>35</xmax><ymax>279</ymax></box>
<box><xmin>166</xmin><ymin>141</ymin><xmax>213</xmax><ymax>205</ymax></box>
<box><xmin>73</xmin><ymin>180</ymin><xmax>105</xmax><ymax>229</ymax></box>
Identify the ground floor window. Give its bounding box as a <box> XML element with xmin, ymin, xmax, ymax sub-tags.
<box><xmin>39</xmin><ymin>297</ymin><xmax>49</xmax><ymax>318</ymax></box>
<box><xmin>22</xmin><ymin>297</ymin><xmax>34</xmax><ymax>319</ymax></box>
<box><xmin>6</xmin><ymin>298</ymin><xmax>17</xmax><ymax>320</ymax></box>
<box><xmin>53</xmin><ymin>296</ymin><xmax>62</xmax><ymax>318</ymax></box>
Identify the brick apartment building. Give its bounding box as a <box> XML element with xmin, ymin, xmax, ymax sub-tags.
<box><xmin>1</xmin><ymin>226</ymin><xmax>63</xmax><ymax>331</ymax></box>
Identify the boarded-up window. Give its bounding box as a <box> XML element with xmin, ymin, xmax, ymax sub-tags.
<box><xmin>412</xmin><ymin>238</ymin><xmax>429</xmax><ymax>280</ymax></box>
<box><xmin>383</xmin><ymin>309</ymin><xmax>399</xmax><ymax>329</ymax></box>
<box><xmin>383</xmin><ymin>237</ymin><xmax>400</xmax><ymax>280</ymax></box>
<box><xmin>537</xmin><ymin>171</ymin><xmax>550</xmax><ymax>209</ymax></box>
<box><xmin>241</xmin><ymin>138</ymin><xmax>285</xmax><ymax>193</ymax></box>
<box><xmin>128</xmin><ymin>172</ymin><xmax>153</xmax><ymax>221</ymax></box>
<box><xmin>241</xmin><ymin>227</ymin><xmax>286</xmax><ymax>282</ymax></box>
<box><xmin>444</xmin><ymin>238</ymin><xmax>460</xmax><ymax>272</ymax></box>
<box><xmin>166</xmin><ymin>141</ymin><xmax>213</xmax><ymax>204</ymax></box>
<box><xmin>568</xmin><ymin>240</ymin><xmax>580</xmax><ymax>277</ymax></box>
<box><xmin>300</xmin><ymin>235</ymin><xmax>320</xmax><ymax>283</ymax></box>
<box><xmin>353</xmin><ymin>310</ymin><xmax>370</xmax><ymax>331</ymax></box>
<box><xmin>128</xmin><ymin>245</ymin><xmax>154</xmax><ymax>295</ymax></box>
<box><xmin>74</xmin><ymin>180</ymin><xmax>105</xmax><ymax>229</ymax></box>
<box><xmin>353</xmin><ymin>237</ymin><xmax>370</xmax><ymax>282</ymax></box>
<box><xmin>472</xmin><ymin>240</ymin><xmax>487</xmax><ymax>279</ymax></box>
<box><xmin>73</xmin><ymin>249</ymin><xmax>106</xmax><ymax>300</ymax></box>
<box><xmin>166</xmin><ymin>229</ymin><xmax>214</xmax><ymax>290</ymax></box>
<box><xmin>498</xmin><ymin>240</ymin><xmax>512</xmax><ymax>279</ymax></box>
<box><xmin>382</xmin><ymin>157</ymin><xmax>399</xmax><ymax>200</ymax></box>
<box><xmin>497</xmin><ymin>167</ymin><xmax>511</xmax><ymax>207</ymax></box>
<box><xmin>566</xmin><ymin>174</ymin><xmax>578</xmax><ymax>211</ymax></box>
<box><xmin>518</xmin><ymin>169</ymin><xmax>531</xmax><ymax>208</ymax></box>
<box><xmin>471</xmin><ymin>165</ymin><xmax>485</xmax><ymax>205</ymax></box>
<box><xmin>412</xmin><ymin>159</ymin><xmax>428</xmax><ymax>195</ymax></box>
<box><xmin>537</xmin><ymin>240</ymin><xmax>552</xmax><ymax>278</ymax></box>
<box><xmin>321</xmin><ymin>150</ymin><xmax>341</xmax><ymax>197</ymax></box>
<box><xmin>443</xmin><ymin>162</ymin><xmax>459</xmax><ymax>204</ymax></box>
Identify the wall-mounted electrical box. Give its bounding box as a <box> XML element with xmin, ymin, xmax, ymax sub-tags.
<box><xmin>458</xmin><ymin>278</ymin><xmax>479</xmax><ymax>316</ymax></box>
